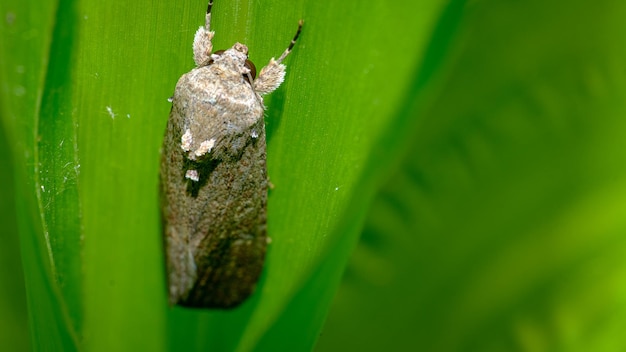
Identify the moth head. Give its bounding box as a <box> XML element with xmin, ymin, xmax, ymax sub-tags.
<box><xmin>208</xmin><ymin>43</ymin><xmax>257</xmax><ymax>84</ymax></box>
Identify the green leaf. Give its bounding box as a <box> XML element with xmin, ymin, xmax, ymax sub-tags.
<box><xmin>1</xmin><ymin>0</ymin><xmax>447</xmax><ymax>350</ymax></box>
<box><xmin>319</xmin><ymin>0</ymin><xmax>626</xmax><ymax>350</ymax></box>
<box><xmin>0</xmin><ymin>119</ymin><xmax>29</xmax><ymax>351</ymax></box>
<box><xmin>1</xmin><ymin>0</ymin><xmax>80</xmax><ymax>349</ymax></box>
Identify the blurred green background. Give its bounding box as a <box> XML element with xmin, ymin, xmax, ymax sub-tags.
<box><xmin>2</xmin><ymin>0</ymin><xmax>626</xmax><ymax>351</ymax></box>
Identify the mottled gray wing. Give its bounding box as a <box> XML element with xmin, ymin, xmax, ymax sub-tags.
<box><xmin>161</xmin><ymin>66</ymin><xmax>268</xmax><ymax>309</ymax></box>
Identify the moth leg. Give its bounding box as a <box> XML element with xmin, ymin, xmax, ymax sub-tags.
<box><xmin>254</xmin><ymin>20</ymin><xmax>303</xmax><ymax>95</ymax></box>
<box><xmin>193</xmin><ymin>0</ymin><xmax>215</xmax><ymax>67</ymax></box>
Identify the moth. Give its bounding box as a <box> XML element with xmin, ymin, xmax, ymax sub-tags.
<box><xmin>160</xmin><ymin>0</ymin><xmax>302</xmax><ymax>308</ymax></box>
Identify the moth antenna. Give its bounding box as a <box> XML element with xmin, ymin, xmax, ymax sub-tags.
<box><xmin>276</xmin><ymin>20</ymin><xmax>303</xmax><ymax>64</ymax></box>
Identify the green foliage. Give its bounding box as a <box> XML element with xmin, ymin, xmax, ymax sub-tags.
<box><xmin>319</xmin><ymin>0</ymin><xmax>626</xmax><ymax>351</ymax></box>
<box><xmin>2</xmin><ymin>0</ymin><xmax>626</xmax><ymax>351</ymax></box>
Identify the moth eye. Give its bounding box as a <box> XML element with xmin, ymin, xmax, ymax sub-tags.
<box><xmin>244</xmin><ymin>59</ymin><xmax>257</xmax><ymax>82</ymax></box>
<box><xmin>208</xmin><ymin>50</ymin><xmax>225</xmax><ymax>65</ymax></box>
